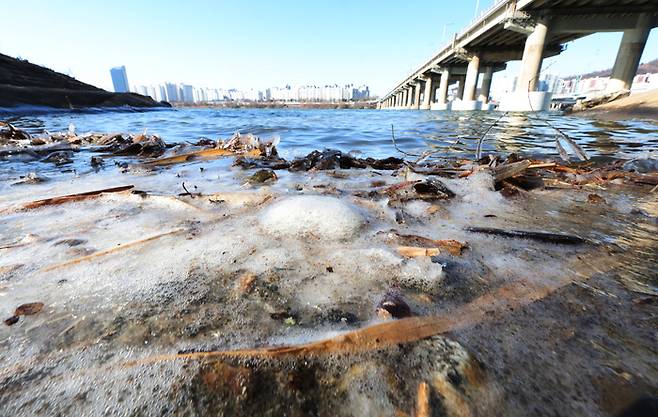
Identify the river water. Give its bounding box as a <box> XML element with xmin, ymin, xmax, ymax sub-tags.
<box><xmin>2</xmin><ymin>107</ymin><xmax>657</xmax><ymax>161</ymax></box>
<box><xmin>0</xmin><ymin>107</ymin><xmax>657</xmax><ymax>416</ymax></box>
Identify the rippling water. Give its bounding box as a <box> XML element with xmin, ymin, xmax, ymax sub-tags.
<box><xmin>2</xmin><ymin>107</ymin><xmax>657</xmax><ymax>160</ymax></box>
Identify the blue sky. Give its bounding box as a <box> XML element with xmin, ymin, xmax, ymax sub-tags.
<box><xmin>1</xmin><ymin>0</ymin><xmax>656</xmax><ymax>96</ymax></box>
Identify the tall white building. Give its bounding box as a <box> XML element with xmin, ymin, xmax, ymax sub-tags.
<box><xmin>180</xmin><ymin>84</ymin><xmax>194</xmax><ymax>103</ymax></box>
<box><xmin>110</xmin><ymin>66</ymin><xmax>130</xmax><ymax>93</ymax></box>
<box><xmin>164</xmin><ymin>83</ymin><xmax>179</xmax><ymax>102</ymax></box>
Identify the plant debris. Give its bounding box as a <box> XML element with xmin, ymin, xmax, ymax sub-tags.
<box><xmin>14</xmin><ymin>302</ymin><xmax>44</xmax><ymax>316</ymax></box>
<box><xmin>289</xmin><ymin>149</ymin><xmax>403</xmax><ymax>171</ymax></box>
<box><xmin>247</xmin><ymin>169</ymin><xmax>278</xmax><ymax>184</ymax></box>
<box><xmin>377</xmin><ymin>290</ymin><xmax>412</xmax><ymax>319</ymax></box>
<box><xmin>466</xmin><ymin>227</ymin><xmax>588</xmax><ymax>245</ymax></box>
<box><xmin>0</xmin><ymin>185</ymin><xmax>134</xmax><ymax>214</ymax></box>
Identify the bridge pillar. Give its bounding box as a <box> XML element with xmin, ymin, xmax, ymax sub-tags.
<box><xmin>606</xmin><ymin>13</ymin><xmax>651</xmax><ymax>93</ymax></box>
<box><xmin>516</xmin><ymin>18</ymin><xmax>548</xmax><ymax>93</ymax></box>
<box><xmin>500</xmin><ymin>18</ymin><xmax>552</xmax><ymax>111</ymax></box>
<box><xmin>422</xmin><ymin>75</ymin><xmax>436</xmax><ymax>110</ymax></box>
<box><xmin>397</xmin><ymin>92</ymin><xmax>402</xmax><ymax>108</ymax></box>
<box><xmin>402</xmin><ymin>89</ymin><xmax>408</xmax><ymax>108</ymax></box>
<box><xmin>413</xmin><ymin>80</ymin><xmax>422</xmax><ymax>109</ymax></box>
<box><xmin>456</xmin><ymin>77</ymin><xmax>466</xmax><ymax>100</ymax></box>
<box><xmin>462</xmin><ymin>54</ymin><xmax>480</xmax><ymax>102</ymax></box>
<box><xmin>478</xmin><ymin>66</ymin><xmax>493</xmax><ymax>103</ymax></box>
<box><xmin>406</xmin><ymin>87</ymin><xmax>413</xmax><ymax>108</ymax></box>
<box><xmin>434</xmin><ymin>68</ymin><xmax>451</xmax><ymax>110</ymax></box>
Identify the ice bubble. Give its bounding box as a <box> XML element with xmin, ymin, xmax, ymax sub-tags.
<box><xmin>259</xmin><ymin>195</ymin><xmax>364</xmax><ymax>240</ymax></box>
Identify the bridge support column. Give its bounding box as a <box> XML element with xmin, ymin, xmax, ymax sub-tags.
<box><xmin>500</xmin><ymin>18</ymin><xmax>552</xmax><ymax>112</ymax></box>
<box><xmin>406</xmin><ymin>87</ymin><xmax>413</xmax><ymax>108</ymax></box>
<box><xmin>434</xmin><ymin>68</ymin><xmax>451</xmax><ymax>110</ymax></box>
<box><xmin>517</xmin><ymin>18</ymin><xmax>548</xmax><ymax>92</ymax></box>
<box><xmin>456</xmin><ymin>77</ymin><xmax>465</xmax><ymax>101</ymax></box>
<box><xmin>463</xmin><ymin>55</ymin><xmax>480</xmax><ymax>101</ymax></box>
<box><xmin>455</xmin><ymin>55</ymin><xmax>482</xmax><ymax>110</ymax></box>
<box><xmin>413</xmin><ymin>81</ymin><xmax>422</xmax><ymax>109</ymax></box>
<box><xmin>422</xmin><ymin>75</ymin><xmax>436</xmax><ymax>110</ymax></box>
<box><xmin>478</xmin><ymin>66</ymin><xmax>493</xmax><ymax>103</ymax></box>
<box><xmin>606</xmin><ymin>13</ymin><xmax>651</xmax><ymax>93</ymax></box>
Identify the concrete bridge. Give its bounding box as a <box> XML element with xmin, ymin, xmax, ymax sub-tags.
<box><xmin>378</xmin><ymin>0</ymin><xmax>658</xmax><ymax>111</ymax></box>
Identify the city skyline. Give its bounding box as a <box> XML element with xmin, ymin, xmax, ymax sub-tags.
<box><xmin>126</xmin><ymin>76</ymin><xmax>372</xmax><ymax>103</ymax></box>
<box><xmin>111</xmin><ymin>61</ymin><xmax>371</xmax><ymax>103</ymax></box>
<box><xmin>2</xmin><ymin>1</ymin><xmax>656</xmax><ymax>96</ymax></box>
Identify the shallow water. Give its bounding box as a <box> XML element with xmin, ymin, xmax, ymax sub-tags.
<box><xmin>2</xmin><ymin>107</ymin><xmax>657</xmax><ymax>162</ymax></box>
<box><xmin>0</xmin><ymin>108</ymin><xmax>656</xmax><ymax>416</ymax></box>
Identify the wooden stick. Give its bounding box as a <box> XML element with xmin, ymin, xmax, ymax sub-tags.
<box><xmin>466</xmin><ymin>227</ymin><xmax>587</xmax><ymax>245</ymax></box>
<box><xmin>41</xmin><ymin>228</ymin><xmax>186</xmax><ymax>272</ymax></box>
<box><xmin>143</xmin><ymin>148</ymin><xmax>261</xmax><ymax>167</ymax></box>
<box><xmin>397</xmin><ymin>246</ymin><xmax>441</xmax><ymax>257</ymax></box>
<box><xmin>390</xmin><ymin>233</ymin><xmax>466</xmax><ymax>256</ymax></box>
<box><xmin>527</xmin><ymin>162</ymin><xmax>557</xmax><ymax>169</ymax></box>
<box><xmin>0</xmin><ymin>185</ymin><xmax>134</xmax><ymax>215</ymax></box>
<box><xmin>415</xmin><ymin>382</ymin><xmax>431</xmax><ymax>417</ymax></box>
<box><xmin>123</xmin><ymin>273</ymin><xmax>573</xmax><ymax>366</ymax></box>
<box><xmin>492</xmin><ymin>160</ymin><xmax>531</xmax><ymax>183</ymax></box>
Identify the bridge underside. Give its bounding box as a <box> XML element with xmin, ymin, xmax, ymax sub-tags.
<box><xmin>379</xmin><ymin>0</ymin><xmax>658</xmax><ymax>112</ymax></box>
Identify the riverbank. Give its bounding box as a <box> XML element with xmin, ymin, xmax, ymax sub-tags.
<box><xmin>0</xmin><ymin>53</ymin><xmax>168</xmax><ymax>109</ymax></box>
<box><xmin>1</xmin><ymin>123</ymin><xmax>656</xmax><ymax>416</ymax></box>
<box><xmin>574</xmin><ymin>88</ymin><xmax>658</xmax><ymax>121</ymax></box>
<box><xmin>173</xmin><ymin>100</ymin><xmax>378</xmax><ymax>110</ymax></box>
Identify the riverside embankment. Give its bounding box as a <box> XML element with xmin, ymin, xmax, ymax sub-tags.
<box><xmin>0</xmin><ymin>53</ymin><xmax>167</xmax><ymax>109</ymax></box>
<box><xmin>575</xmin><ymin>88</ymin><xmax>658</xmax><ymax>120</ymax></box>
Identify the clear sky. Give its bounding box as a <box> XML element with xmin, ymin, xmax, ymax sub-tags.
<box><xmin>1</xmin><ymin>0</ymin><xmax>656</xmax><ymax>96</ymax></box>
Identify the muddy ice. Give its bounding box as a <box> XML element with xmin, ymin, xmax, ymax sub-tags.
<box><xmin>0</xmin><ymin>133</ymin><xmax>657</xmax><ymax>416</ymax></box>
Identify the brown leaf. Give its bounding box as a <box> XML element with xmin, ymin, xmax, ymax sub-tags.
<box><xmin>587</xmin><ymin>193</ymin><xmax>605</xmax><ymax>204</ymax></box>
<box><xmin>237</xmin><ymin>273</ymin><xmax>257</xmax><ymax>294</ymax></box>
<box><xmin>15</xmin><ymin>302</ymin><xmax>44</xmax><ymax>316</ymax></box>
<box><xmin>4</xmin><ymin>315</ymin><xmax>19</xmax><ymax>326</ymax></box>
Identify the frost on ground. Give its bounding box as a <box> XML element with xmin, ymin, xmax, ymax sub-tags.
<box><xmin>0</xmin><ymin>149</ymin><xmax>656</xmax><ymax>417</ymax></box>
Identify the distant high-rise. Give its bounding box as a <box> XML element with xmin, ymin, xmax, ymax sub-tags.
<box><xmin>164</xmin><ymin>82</ymin><xmax>179</xmax><ymax>102</ymax></box>
<box><xmin>110</xmin><ymin>66</ymin><xmax>130</xmax><ymax>93</ymax></box>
